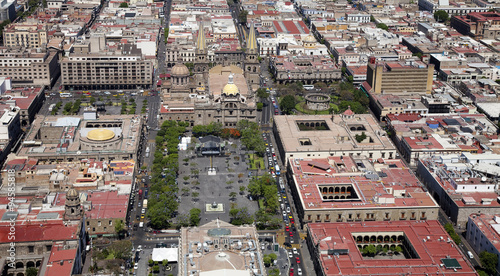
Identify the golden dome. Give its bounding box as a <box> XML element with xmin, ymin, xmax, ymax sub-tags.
<box><xmin>87</xmin><ymin>129</ymin><xmax>115</xmax><ymax>141</ymax></box>
<box><xmin>171</xmin><ymin>64</ymin><xmax>190</xmax><ymax>76</ymax></box>
<box><xmin>304</xmin><ymin>34</ymin><xmax>316</xmax><ymax>44</ymax></box>
<box><xmin>223</xmin><ymin>84</ymin><xmax>239</xmax><ymax>96</ymax></box>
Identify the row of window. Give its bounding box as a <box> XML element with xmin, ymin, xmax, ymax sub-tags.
<box><xmin>306</xmin><ymin>211</ymin><xmax>427</xmax><ymax>222</ymax></box>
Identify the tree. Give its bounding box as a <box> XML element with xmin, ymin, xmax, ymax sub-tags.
<box><xmin>239</xmin><ymin>185</ymin><xmax>246</xmax><ymax>194</ymax></box>
<box><xmin>280</xmin><ymin>95</ymin><xmax>296</xmax><ymax>114</ymax></box>
<box><xmin>263</xmin><ymin>255</ymin><xmax>272</xmax><ymax>267</ymax></box>
<box><xmin>394</xmin><ymin>245</ymin><xmax>403</xmax><ymax>254</ymax></box>
<box><xmin>26</xmin><ymin>268</ymin><xmax>38</xmax><ymax>276</ymax></box>
<box><xmin>238</xmin><ymin>10</ymin><xmax>248</xmax><ymax>24</ymax></box>
<box><xmin>153</xmin><ymin>265</ymin><xmax>160</xmax><ymax>273</ymax></box>
<box><xmin>256</xmin><ymin>88</ymin><xmax>269</xmax><ymax>99</ymax></box>
<box><xmin>189</xmin><ymin>208</ymin><xmax>201</xmax><ymax>226</ymax></box>
<box><xmin>257</xmin><ymin>102</ymin><xmax>263</xmax><ymax>111</ymax></box>
<box><xmin>434</xmin><ymin>10</ymin><xmax>449</xmax><ymax>22</ymax></box>
<box><xmin>192</xmin><ymin>192</ymin><xmax>199</xmax><ymax>200</ymax></box>
<box><xmin>229</xmin><ymin>191</ymin><xmax>237</xmax><ymax>200</ymax></box>
<box><xmin>119</xmin><ymin>2</ymin><xmax>128</xmax><ymax>7</ymax></box>
<box><xmin>355</xmin><ymin>132</ymin><xmax>367</xmax><ymax>143</ymax></box>
<box><xmin>479</xmin><ymin>251</ymin><xmax>498</xmax><ymax>275</ymax></box>
<box><xmin>114</xmin><ymin>219</ymin><xmax>125</xmax><ymax>238</ymax></box>
<box><xmin>162</xmin><ymin>259</ymin><xmax>169</xmax><ymax>267</ymax></box>
<box><xmin>108</xmin><ymin>240</ymin><xmax>132</xmax><ymax>260</ymax></box>
<box><xmin>376</xmin><ymin>23</ymin><xmax>388</xmax><ymax>31</ymax></box>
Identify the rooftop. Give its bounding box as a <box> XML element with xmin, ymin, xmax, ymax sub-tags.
<box><xmin>308</xmin><ymin>220</ymin><xmax>477</xmax><ymax>276</ymax></box>
<box><xmin>274</xmin><ymin>114</ymin><xmax>395</xmax><ymax>154</ymax></box>
<box><xmin>289</xmin><ymin>156</ymin><xmax>437</xmax><ymax>210</ymax></box>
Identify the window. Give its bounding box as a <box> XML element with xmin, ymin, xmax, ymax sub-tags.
<box><xmin>307</xmin><ymin>215</ymin><xmax>312</xmax><ymax>221</ymax></box>
<box><xmin>109</xmin><ymin>220</ymin><xmax>112</xmax><ymax>226</ymax></box>
<box><xmin>46</xmin><ymin>245</ymin><xmax>52</xmax><ymax>252</ymax></box>
<box><xmin>316</xmin><ymin>215</ymin><xmax>321</xmax><ymax>221</ymax></box>
<box><xmin>98</xmin><ymin>221</ymin><xmax>101</xmax><ymax>226</ymax></box>
<box><xmin>28</xmin><ymin>246</ymin><xmax>34</xmax><ymax>253</ymax></box>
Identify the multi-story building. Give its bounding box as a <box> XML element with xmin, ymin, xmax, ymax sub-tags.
<box><xmin>451</xmin><ymin>12</ymin><xmax>500</xmax><ymax>39</ymax></box>
<box><xmin>272</xmin><ymin>112</ymin><xmax>396</xmax><ymax>163</ymax></box>
<box><xmin>0</xmin><ymin>0</ymin><xmax>16</xmax><ymax>22</ymax></box>
<box><xmin>418</xmin><ymin>153</ymin><xmax>500</xmax><ymax>225</ymax></box>
<box><xmin>366</xmin><ymin>58</ymin><xmax>434</xmax><ymax>94</ymax></box>
<box><xmin>285</xmin><ymin>156</ymin><xmax>438</xmax><ymax>228</ymax></box>
<box><xmin>3</xmin><ymin>23</ymin><xmax>48</xmax><ymax>48</ymax></box>
<box><xmin>269</xmin><ymin>55</ymin><xmax>341</xmax><ymax>85</ymax></box>
<box><xmin>0</xmin><ymin>48</ymin><xmax>60</xmax><ymax>87</ymax></box>
<box><xmin>308</xmin><ymin>221</ymin><xmax>477</xmax><ymax>276</ymax></box>
<box><xmin>0</xmin><ymin>190</ymin><xmax>86</xmax><ymax>276</ymax></box>
<box><xmin>466</xmin><ymin>214</ymin><xmax>500</xmax><ymax>273</ymax></box>
<box><xmin>17</xmin><ymin>115</ymin><xmax>142</xmax><ymax>163</ymax></box>
<box><xmin>60</xmin><ymin>54</ymin><xmax>153</xmax><ymax>90</ymax></box>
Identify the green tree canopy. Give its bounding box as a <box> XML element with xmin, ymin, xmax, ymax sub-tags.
<box><xmin>189</xmin><ymin>208</ymin><xmax>201</xmax><ymax>226</ymax></box>
<box><xmin>479</xmin><ymin>251</ymin><xmax>498</xmax><ymax>275</ymax></box>
<box><xmin>119</xmin><ymin>2</ymin><xmax>128</xmax><ymax>7</ymax></box>
<box><xmin>238</xmin><ymin>10</ymin><xmax>248</xmax><ymax>24</ymax></box>
<box><xmin>376</xmin><ymin>23</ymin><xmax>388</xmax><ymax>31</ymax></box>
<box><xmin>434</xmin><ymin>10</ymin><xmax>449</xmax><ymax>22</ymax></box>
<box><xmin>279</xmin><ymin>95</ymin><xmax>296</xmax><ymax>114</ymax></box>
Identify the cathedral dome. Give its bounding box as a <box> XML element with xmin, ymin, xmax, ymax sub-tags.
<box><xmin>303</xmin><ymin>35</ymin><xmax>316</xmax><ymax>44</ymax></box>
<box><xmin>171</xmin><ymin>64</ymin><xmax>190</xmax><ymax>76</ymax></box>
<box><xmin>223</xmin><ymin>84</ymin><xmax>239</xmax><ymax>96</ymax></box>
<box><xmin>87</xmin><ymin>129</ymin><xmax>115</xmax><ymax>141</ymax></box>
<box><xmin>222</xmin><ymin>74</ymin><xmax>239</xmax><ymax>96</ymax></box>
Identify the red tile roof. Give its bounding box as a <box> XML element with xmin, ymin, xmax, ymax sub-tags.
<box><xmin>0</xmin><ymin>221</ymin><xmax>80</xmax><ymax>243</ymax></box>
<box><xmin>44</xmin><ymin>246</ymin><xmax>77</xmax><ymax>276</ymax></box>
<box><xmin>309</xmin><ymin>220</ymin><xmax>477</xmax><ymax>276</ymax></box>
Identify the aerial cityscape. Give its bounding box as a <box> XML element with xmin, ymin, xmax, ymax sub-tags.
<box><xmin>0</xmin><ymin>0</ymin><xmax>500</xmax><ymax>274</ymax></box>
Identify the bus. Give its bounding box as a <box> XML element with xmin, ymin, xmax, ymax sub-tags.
<box><xmin>303</xmin><ymin>85</ymin><xmax>315</xmax><ymax>90</ymax></box>
<box><xmin>275</xmin><ymin>164</ymin><xmax>280</xmax><ymax>175</ymax></box>
<box><xmin>60</xmin><ymin>92</ymin><xmax>72</xmax><ymax>98</ymax></box>
<box><xmin>48</xmin><ymin>104</ymin><xmax>55</xmax><ymax>111</ymax></box>
<box><xmin>145</xmin><ymin>146</ymin><xmax>150</xmax><ymax>158</ymax></box>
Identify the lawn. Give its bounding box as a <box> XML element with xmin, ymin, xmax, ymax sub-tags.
<box><xmin>248</xmin><ymin>153</ymin><xmax>264</xmax><ymax>170</ymax></box>
<box><xmin>295</xmin><ymin>102</ymin><xmax>338</xmax><ymax>115</ymax></box>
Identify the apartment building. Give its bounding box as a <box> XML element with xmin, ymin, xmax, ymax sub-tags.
<box><xmin>60</xmin><ymin>54</ymin><xmax>153</xmax><ymax>90</ymax></box>
<box><xmin>366</xmin><ymin>58</ymin><xmax>434</xmax><ymax>94</ymax></box>
<box><xmin>3</xmin><ymin>23</ymin><xmax>48</xmax><ymax>48</ymax></box>
<box><xmin>0</xmin><ymin>48</ymin><xmax>60</xmax><ymax>86</ymax></box>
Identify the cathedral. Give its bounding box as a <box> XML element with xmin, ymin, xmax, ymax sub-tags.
<box><xmin>159</xmin><ymin>24</ymin><xmax>259</xmax><ymax>127</ymax></box>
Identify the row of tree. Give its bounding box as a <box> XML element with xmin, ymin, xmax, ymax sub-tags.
<box><xmin>147</xmin><ymin>120</ymin><xmax>188</xmax><ymax>229</ymax></box>
<box><xmin>237</xmin><ymin>120</ymin><xmax>266</xmax><ymax>156</ymax></box>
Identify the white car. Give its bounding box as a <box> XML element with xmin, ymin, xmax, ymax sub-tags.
<box><xmin>134</xmin><ymin>263</ymin><xmax>139</xmax><ymax>270</ymax></box>
<box><xmin>288</xmin><ymin>251</ymin><xmax>293</xmax><ymax>258</ymax></box>
<box><xmin>137</xmin><ymin>245</ymin><xmax>142</xmax><ymax>252</ymax></box>
<box><xmin>297</xmin><ymin>268</ymin><xmax>303</xmax><ymax>275</ymax></box>
<box><xmin>293</xmin><ymin>248</ymin><xmax>299</xmax><ymax>255</ymax></box>
<box><xmin>141</xmin><ymin>208</ymin><xmax>146</xmax><ymax>214</ymax></box>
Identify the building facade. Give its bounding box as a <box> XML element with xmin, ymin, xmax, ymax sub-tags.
<box><xmin>451</xmin><ymin>12</ymin><xmax>500</xmax><ymax>39</ymax></box>
<box><xmin>3</xmin><ymin>23</ymin><xmax>48</xmax><ymax>48</ymax></box>
<box><xmin>366</xmin><ymin>58</ymin><xmax>434</xmax><ymax>94</ymax></box>
<box><xmin>60</xmin><ymin>55</ymin><xmax>153</xmax><ymax>90</ymax></box>
<box><xmin>0</xmin><ymin>48</ymin><xmax>60</xmax><ymax>87</ymax></box>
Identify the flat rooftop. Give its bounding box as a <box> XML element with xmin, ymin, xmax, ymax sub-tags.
<box><xmin>289</xmin><ymin>156</ymin><xmax>437</xmax><ymax>210</ymax></box>
<box><xmin>274</xmin><ymin>114</ymin><xmax>395</xmax><ymax>154</ymax></box>
<box><xmin>309</xmin><ymin>220</ymin><xmax>477</xmax><ymax>276</ymax></box>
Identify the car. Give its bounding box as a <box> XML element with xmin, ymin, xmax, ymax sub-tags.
<box><xmin>293</xmin><ymin>248</ymin><xmax>298</xmax><ymax>255</ymax></box>
<box><xmin>289</xmin><ymin>231</ymin><xmax>293</xmax><ymax>237</ymax></box>
<box><xmin>283</xmin><ymin>211</ymin><xmax>287</xmax><ymax>217</ymax></box>
<box><xmin>297</xmin><ymin>268</ymin><xmax>303</xmax><ymax>275</ymax></box>
<box><xmin>138</xmin><ymin>202</ymin><xmax>142</xmax><ymax>208</ymax></box>
<box><xmin>134</xmin><ymin>263</ymin><xmax>139</xmax><ymax>270</ymax></box>
<box><xmin>285</xmin><ymin>226</ymin><xmax>289</xmax><ymax>232</ymax></box>
<box><xmin>296</xmin><ymin>257</ymin><xmax>300</xmax><ymax>264</ymax></box>
<box><xmin>278</xmin><ymin>197</ymin><xmax>281</xmax><ymax>202</ymax></box>
<box><xmin>288</xmin><ymin>251</ymin><xmax>293</xmax><ymax>258</ymax></box>
<box><xmin>141</xmin><ymin>208</ymin><xmax>146</xmax><ymax>214</ymax></box>
<box><xmin>149</xmin><ymin>176</ymin><xmax>152</xmax><ymax>180</ymax></box>
<box><xmin>286</xmin><ymin>207</ymin><xmax>290</xmax><ymax>213</ymax></box>
<box><xmin>141</xmin><ymin>214</ymin><xmax>145</xmax><ymax>219</ymax></box>
<box><xmin>266</xmin><ymin>148</ymin><xmax>270</xmax><ymax>153</ymax></box>
<box><xmin>119</xmin><ymin>93</ymin><xmax>125</xmax><ymax>96</ymax></box>
<box><xmin>290</xmin><ymin>273</ymin><xmax>293</xmax><ymax>276</ymax></box>
<box><xmin>131</xmin><ymin>92</ymin><xmax>137</xmax><ymax>96</ymax></box>
<box><xmin>137</xmin><ymin>245</ymin><xmax>142</xmax><ymax>252</ymax></box>
<box><xmin>291</xmin><ymin>218</ymin><xmax>294</xmax><ymax>224</ymax></box>
<box><xmin>271</xmin><ymin>171</ymin><xmax>276</xmax><ymax>178</ymax></box>
<box><xmin>104</xmin><ymin>91</ymin><xmax>111</xmax><ymax>95</ymax></box>
<box><xmin>288</xmin><ymin>215</ymin><xmax>293</xmax><ymax>220</ymax></box>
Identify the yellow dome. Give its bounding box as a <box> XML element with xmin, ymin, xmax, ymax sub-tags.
<box><xmin>223</xmin><ymin>83</ymin><xmax>239</xmax><ymax>96</ymax></box>
<box><xmin>304</xmin><ymin>34</ymin><xmax>316</xmax><ymax>43</ymax></box>
<box><xmin>87</xmin><ymin>129</ymin><xmax>115</xmax><ymax>141</ymax></box>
